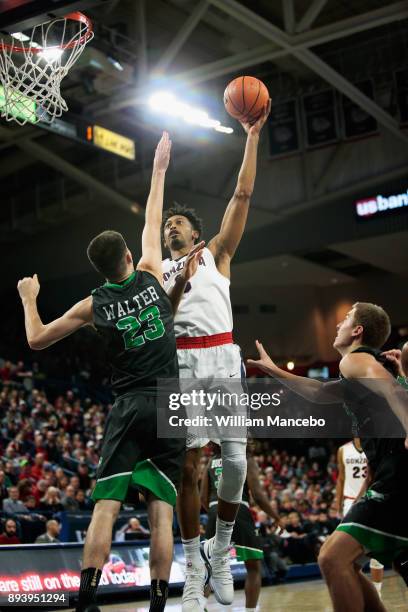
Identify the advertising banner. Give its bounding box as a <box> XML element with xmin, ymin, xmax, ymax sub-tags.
<box><xmin>0</xmin><ymin>541</ymin><xmax>248</xmax><ymax>605</ymax></box>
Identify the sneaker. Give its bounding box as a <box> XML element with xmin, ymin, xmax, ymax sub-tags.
<box><xmin>182</xmin><ymin>560</ymin><xmax>209</xmax><ymax>612</ymax></box>
<box><xmin>201</xmin><ymin>537</ymin><xmax>234</xmax><ymax>606</ymax></box>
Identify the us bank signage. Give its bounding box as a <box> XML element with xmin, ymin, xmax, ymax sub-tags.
<box><xmin>355</xmin><ymin>188</ymin><xmax>408</xmax><ymax>218</ymax></box>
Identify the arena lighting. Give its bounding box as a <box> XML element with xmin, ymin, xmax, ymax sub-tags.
<box><xmin>107</xmin><ymin>56</ymin><xmax>124</xmax><ymax>71</ymax></box>
<box><xmin>11</xmin><ymin>32</ymin><xmax>30</xmax><ymax>42</ymax></box>
<box><xmin>148</xmin><ymin>91</ymin><xmax>233</xmax><ymax>134</ymax></box>
<box><xmin>287</xmin><ymin>361</ymin><xmax>295</xmax><ymax>371</ymax></box>
<box><xmin>39</xmin><ymin>47</ymin><xmax>63</xmax><ymax>62</ymax></box>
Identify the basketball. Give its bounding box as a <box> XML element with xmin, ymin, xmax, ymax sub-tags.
<box><xmin>224</xmin><ymin>76</ymin><xmax>269</xmax><ymax>124</ymax></box>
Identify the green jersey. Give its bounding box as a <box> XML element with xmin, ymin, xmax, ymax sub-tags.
<box><xmin>207</xmin><ymin>454</ymin><xmax>250</xmax><ymax>507</ymax></box>
<box><xmin>92</xmin><ymin>269</ymin><xmax>178</xmax><ymax>394</ymax></box>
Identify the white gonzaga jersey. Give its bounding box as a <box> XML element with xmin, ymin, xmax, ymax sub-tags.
<box><xmin>162</xmin><ymin>247</ymin><xmax>233</xmax><ymax>337</ymax></box>
<box><xmin>341</xmin><ymin>441</ymin><xmax>368</xmax><ymax>500</ymax></box>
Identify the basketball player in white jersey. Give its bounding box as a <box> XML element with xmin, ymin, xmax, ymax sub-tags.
<box><xmin>336</xmin><ymin>439</ymin><xmax>384</xmax><ymax>598</ymax></box>
<box><xmin>162</xmin><ymin>100</ymin><xmax>271</xmax><ymax>612</ymax></box>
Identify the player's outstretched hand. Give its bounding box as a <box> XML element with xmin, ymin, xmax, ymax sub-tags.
<box><xmin>381</xmin><ymin>348</ymin><xmax>403</xmax><ymax>377</ymax></box>
<box><xmin>240</xmin><ymin>98</ymin><xmax>272</xmax><ymax>136</ymax></box>
<box><xmin>181</xmin><ymin>241</ymin><xmax>205</xmax><ymax>281</ymax></box>
<box><xmin>247</xmin><ymin>340</ymin><xmax>279</xmax><ymax>375</ymax></box>
<box><xmin>153</xmin><ymin>131</ymin><xmax>172</xmax><ymax>172</ymax></box>
<box><xmin>17</xmin><ymin>274</ymin><xmax>40</xmax><ymax>301</ymax></box>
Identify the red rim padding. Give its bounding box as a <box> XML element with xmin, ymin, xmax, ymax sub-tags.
<box><xmin>0</xmin><ymin>11</ymin><xmax>93</xmax><ymax>53</ymax></box>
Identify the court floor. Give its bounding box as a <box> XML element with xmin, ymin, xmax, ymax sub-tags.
<box><xmin>94</xmin><ymin>573</ymin><xmax>407</xmax><ymax>611</ymax></box>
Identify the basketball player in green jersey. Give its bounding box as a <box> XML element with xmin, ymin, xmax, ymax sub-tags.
<box><xmin>248</xmin><ymin>302</ymin><xmax>408</xmax><ymax>612</ymax></box>
<box><xmin>382</xmin><ymin>340</ymin><xmax>408</xmax><ymax>389</ymax></box>
<box><xmin>17</xmin><ymin>133</ymin><xmax>203</xmax><ymax>612</ymax></box>
<box><xmin>201</xmin><ymin>443</ymin><xmax>282</xmax><ymax>612</ymax></box>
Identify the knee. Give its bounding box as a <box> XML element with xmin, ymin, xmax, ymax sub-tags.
<box><xmin>318</xmin><ymin>547</ymin><xmax>338</xmax><ymax>577</ymax></box>
<box><xmin>150</xmin><ymin>513</ymin><xmax>173</xmax><ymax>535</ymax></box>
<box><xmin>93</xmin><ymin>499</ymin><xmax>121</xmax><ymax>522</ymax></box>
<box><xmin>218</xmin><ymin>443</ymin><xmax>247</xmax><ymax>503</ymax></box>
<box><xmin>222</xmin><ymin>452</ymin><xmax>247</xmax><ymax>481</ymax></box>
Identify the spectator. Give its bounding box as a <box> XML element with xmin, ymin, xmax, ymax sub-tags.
<box><xmin>62</xmin><ymin>485</ymin><xmax>79</xmax><ymax>512</ymax></box>
<box><xmin>70</xmin><ymin>475</ymin><xmax>80</xmax><ymax>491</ymax></box>
<box><xmin>0</xmin><ymin>470</ymin><xmax>9</xmax><ymax>504</ymax></box>
<box><xmin>75</xmin><ymin>489</ymin><xmax>92</xmax><ymax>511</ymax></box>
<box><xmin>38</xmin><ymin>487</ymin><xmax>64</xmax><ymax>514</ymax></box>
<box><xmin>126</xmin><ymin>517</ymin><xmax>150</xmax><ymax>536</ymax></box>
<box><xmin>77</xmin><ymin>462</ymin><xmax>91</xmax><ymax>490</ymax></box>
<box><xmin>2</xmin><ymin>486</ymin><xmax>27</xmax><ymax>515</ymax></box>
<box><xmin>0</xmin><ymin>519</ymin><xmax>21</xmax><ymax>545</ymax></box>
<box><xmin>17</xmin><ymin>478</ymin><xmax>33</xmax><ymax>503</ymax></box>
<box><xmin>30</xmin><ymin>453</ymin><xmax>45</xmax><ymax>481</ymax></box>
<box><xmin>33</xmin><ymin>479</ymin><xmax>48</xmax><ymax>506</ymax></box>
<box><xmin>3</xmin><ymin>461</ymin><xmax>17</xmax><ymax>486</ymax></box>
<box><xmin>35</xmin><ymin>519</ymin><xmax>61</xmax><ymax>544</ymax></box>
<box><xmin>23</xmin><ymin>495</ymin><xmax>47</xmax><ymax>523</ymax></box>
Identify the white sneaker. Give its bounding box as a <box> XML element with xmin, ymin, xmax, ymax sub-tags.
<box><xmin>201</xmin><ymin>537</ymin><xmax>234</xmax><ymax>606</ymax></box>
<box><xmin>182</xmin><ymin>560</ymin><xmax>209</xmax><ymax>612</ymax></box>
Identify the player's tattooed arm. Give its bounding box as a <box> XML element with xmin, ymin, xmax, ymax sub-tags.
<box><xmin>167</xmin><ymin>241</ymin><xmax>205</xmax><ymax>314</ymax></box>
<box><xmin>208</xmin><ymin>99</ymin><xmax>271</xmax><ymax>278</ymax></box>
<box><xmin>334</xmin><ymin>447</ymin><xmax>345</xmax><ymax>517</ymax></box>
<box><xmin>247</xmin><ymin>457</ymin><xmax>282</xmax><ymax>529</ymax></box>
<box><xmin>17</xmin><ymin>274</ymin><xmax>93</xmax><ymax>350</ymax></box>
<box><xmin>137</xmin><ymin>132</ymin><xmax>171</xmax><ymax>283</ymax></box>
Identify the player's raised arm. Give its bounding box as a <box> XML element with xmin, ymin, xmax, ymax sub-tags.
<box><xmin>137</xmin><ymin>132</ymin><xmax>171</xmax><ymax>282</ymax></box>
<box><xmin>208</xmin><ymin>100</ymin><xmax>271</xmax><ymax>276</ymax></box>
<box><xmin>17</xmin><ymin>274</ymin><xmax>92</xmax><ymax>350</ymax></box>
<box><xmin>167</xmin><ymin>240</ymin><xmax>205</xmax><ymax>314</ymax></box>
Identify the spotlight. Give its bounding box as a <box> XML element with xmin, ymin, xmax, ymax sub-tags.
<box><xmin>11</xmin><ymin>32</ymin><xmax>30</xmax><ymax>42</ymax></box>
<box><xmin>287</xmin><ymin>361</ymin><xmax>295</xmax><ymax>371</ymax></box>
<box><xmin>39</xmin><ymin>47</ymin><xmax>63</xmax><ymax>62</ymax></box>
<box><xmin>148</xmin><ymin>91</ymin><xmax>233</xmax><ymax>134</ymax></box>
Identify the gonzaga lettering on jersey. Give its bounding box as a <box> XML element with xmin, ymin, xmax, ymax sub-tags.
<box><xmin>342</xmin><ymin>441</ymin><xmax>368</xmax><ymax>500</ymax></box>
<box><xmin>162</xmin><ymin>247</ymin><xmax>233</xmax><ymax>337</ymax></box>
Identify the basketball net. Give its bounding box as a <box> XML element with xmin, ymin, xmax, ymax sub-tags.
<box><xmin>0</xmin><ymin>12</ymin><xmax>93</xmax><ymax>126</ymax></box>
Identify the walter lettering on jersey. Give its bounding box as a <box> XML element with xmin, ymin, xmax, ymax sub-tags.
<box><xmin>102</xmin><ymin>285</ymin><xmax>160</xmax><ymax>321</ymax></box>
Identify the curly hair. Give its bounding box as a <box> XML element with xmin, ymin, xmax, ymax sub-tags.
<box><xmin>162</xmin><ymin>203</ymin><xmax>203</xmax><ymax>244</ymax></box>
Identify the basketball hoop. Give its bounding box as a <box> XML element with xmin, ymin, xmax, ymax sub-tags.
<box><xmin>0</xmin><ymin>12</ymin><xmax>94</xmax><ymax>125</ymax></box>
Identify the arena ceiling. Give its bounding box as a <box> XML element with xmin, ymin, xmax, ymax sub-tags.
<box><xmin>0</xmin><ymin>0</ymin><xmax>407</xmax><ymax>287</ymax></box>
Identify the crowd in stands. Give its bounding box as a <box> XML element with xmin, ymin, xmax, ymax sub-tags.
<box><xmin>0</xmin><ymin>356</ymin><xmax>341</xmax><ymax>573</ymax></box>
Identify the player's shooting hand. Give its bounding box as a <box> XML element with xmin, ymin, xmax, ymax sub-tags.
<box><xmin>17</xmin><ymin>274</ymin><xmax>40</xmax><ymax>301</ymax></box>
<box><xmin>240</xmin><ymin>98</ymin><xmax>272</xmax><ymax>135</ymax></box>
<box><xmin>247</xmin><ymin>340</ymin><xmax>279</xmax><ymax>375</ymax></box>
<box><xmin>181</xmin><ymin>241</ymin><xmax>205</xmax><ymax>281</ymax></box>
<box><xmin>153</xmin><ymin>131</ymin><xmax>172</xmax><ymax>172</ymax></box>
<box><xmin>381</xmin><ymin>349</ymin><xmax>404</xmax><ymax>377</ymax></box>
